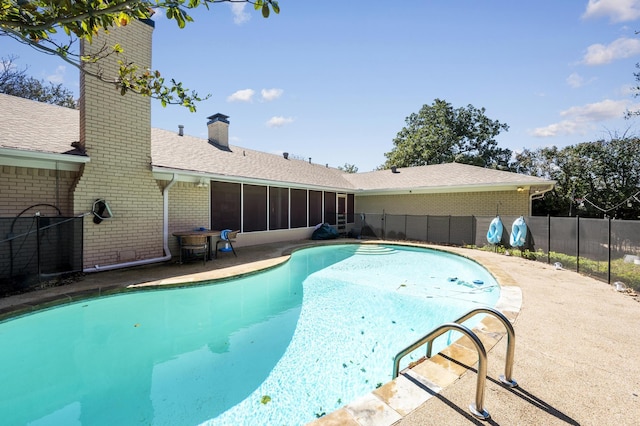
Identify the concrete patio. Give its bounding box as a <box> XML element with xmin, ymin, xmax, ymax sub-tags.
<box><xmin>1</xmin><ymin>240</ymin><xmax>639</xmax><ymax>425</ymax></box>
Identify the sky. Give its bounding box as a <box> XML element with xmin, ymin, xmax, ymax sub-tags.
<box><xmin>4</xmin><ymin>0</ymin><xmax>640</xmax><ymax>172</ymax></box>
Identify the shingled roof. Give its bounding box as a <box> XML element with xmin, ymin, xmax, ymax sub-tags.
<box><xmin>151</xmin><ymin>128</ymin><xmax>354</xmax><ymax>190</ymax></box>
<box><xmin>0</xmin><ymin>94</ymin><xmax>554</xmax><ymax>193</ymax></box>
<box><xmin>343</xmin><ymin>163</ymin><xmax>554</xmax><ymax>194</ymax></box>
<box><xmin>0</xmin><ymin>94</ymin><xmax>82</xmax><ymax>156</ymax></box>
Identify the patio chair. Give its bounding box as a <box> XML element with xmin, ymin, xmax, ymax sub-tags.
<box><xmin>215</xmin><ymin>229</ymin><xmax>238</xmax><ymax>258</ymax></box>
<box><xmin>179</xmin><ymin>235</ymin><xmax>208</xmax><ymax>265</ymax></box>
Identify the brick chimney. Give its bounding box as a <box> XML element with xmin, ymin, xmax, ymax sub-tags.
<box><xmin>207</xmin><ymin>113</ymin><xmax>230</xmax><ymax>148</ymax></box>
<box><xmin>74</xmin><ymin>19</ymin><xmax>164</xmax><ymax>269</ymax></box>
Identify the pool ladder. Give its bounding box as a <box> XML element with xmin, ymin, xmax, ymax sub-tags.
<box><xmin>392</xmin><ymin>307</ymin><xmax>517</xmax><ymax>421</ymax></box>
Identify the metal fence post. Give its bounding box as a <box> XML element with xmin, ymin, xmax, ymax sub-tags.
<box><xmin>608</xmin><ymin>217</ymin><xmax>611</xmax><ymax>284</ymax></box>
<box><xmin>472</xmin><ymin>215</ymin><xmax>476</xmax><ymax>246</ymax></box>
<box><xmin>547</xmin><ymin>214</ymin><xmax>551</xmax><ymax>264</ymax></box>
<box><xmin>36</xmin><ymin>215</ymin><xmax>42</xmax><ymax>280</ymax></box>
<box><xmin>576</xmin><ymin>215</ymin><xmax>580</xmax><ymax>273</ymax></box>
<box><xmin>382</xmin><ymin>210</ymin><xmax>386</xmax><ymax>239</ymax></box>
<box><xmin>404</xmin><ymin>214</ymin><xmax>407</xmax><ymax>239</ymax></box>
<box><xmin>426</xmin><ymin>215</ymin><xmax>429</xmax><ymax>242</ymax></box>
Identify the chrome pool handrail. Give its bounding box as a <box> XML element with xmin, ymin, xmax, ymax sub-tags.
<box><xmin>429</xmin><ymin>306</ymin><xmax>517</xmax><ymax>387</ymax></box>
<box><xmin>392</xmin><ymin>322</ymin><xmax>490</xmax><ymax>420</ymax></box>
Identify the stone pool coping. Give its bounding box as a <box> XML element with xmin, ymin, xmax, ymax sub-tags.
<box><xmin>1</xmin><ymin>239</ymin><xmax>639</xmax><ymax>425</ymax></box>
<box><xmin>308</xmin><ymin>242</ymin><xmax>522</xmax><ymax>426</ymax></box>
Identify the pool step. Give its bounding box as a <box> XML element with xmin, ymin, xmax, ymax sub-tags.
<box><xmin>352</xmin><ymin>245</ymin><xmax>396</xmax><ymax>255</ymax></box>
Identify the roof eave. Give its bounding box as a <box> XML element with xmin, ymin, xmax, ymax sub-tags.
<box><xmin>356</xmin><ymin>181</ymin><xmax>556</xmax><ymax>196</ymax></box>
<box><xmin>0</xmin><ymin>147</ymin><xmax>89</xmax><ymax>171</ymax></box>
<box><xmin>151</xmin><ymin>166</ymin><xmax>355</xmax><ymax>192</ymax></box>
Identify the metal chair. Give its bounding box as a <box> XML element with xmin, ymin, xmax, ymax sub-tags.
<box><xmin>215</xmin><ymin>229</ymin><xmax>238</xmax><ymax>258</ymax></box>
<box><xmin>179</xmin><ymin>235</ymin><xmax>208</xmax><ymax>265</ymax></box>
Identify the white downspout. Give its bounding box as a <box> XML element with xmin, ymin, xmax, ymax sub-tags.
<box><xmin>84</xmin><ymin>174</ymin><xmax>178</xmax><ymax>272</ymax></box>
<box><xmin>528</xmin><ymin>185</ymin><xmax>554</xmax><ymax>216</ymax></box>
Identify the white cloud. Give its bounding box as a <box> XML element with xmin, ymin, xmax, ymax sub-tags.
<box><xmin>566</xmin><ymin>72</ymin><xmax>585</xmax><ymax>88</ymax></box>
<box><xmin>583</xmin><ymin>0</ymin><xmax>640</xmax><ymax>22</ymax></box>
<box><xmin>230</xmin><ymin>3</ymin><xmax>250</xmax><ymax>24</ymax></box>
<box><xmin>151</xmin><ymin>8</ymin><xmax>164</xmax><ymax>20</ymax></box>
<box><xmin>46</xmin><ymin>65</ymin><xmax>66</xmax><ymax>84</ymax></box>
<box><xmin>261</xmin><ymin>88</ymin><xmax>283</xmax><ymax>101</ymax></box>
<box><xmin>561</xmin><ymin>99</ymin><xmax>630</xmax><ymax>120</ymax></box>
<box><xmin>531</xmin><ymin>120</ymin><xmax>584</xmax><ymax>138</ymax></box>
<box><xmin>227</xmin><ymin>89</ymin><xmax>255</xmax><ymax>102</ymax></box>
<box><xmin>566</xmin><ymin>72</ymin><xmax>597</xmax><ymax>88</ymax></box>
<box><xmin>582</xmin><ymin>37</ymin><xmax>640</xmax><ymax>65</ymax></box>
<box><xmin>531</xmin><ymin>99</ymin><xmax>633</xmax><ymax>137</ymax></box>
<box><xmin>619</xmin><ymin>83</ymin><xmax>636</xmax><ymax>95</ymax></box>
<box><xmin>266</xmin><ymin>116</ymin><xmax>294</xmax><ymax>128</ymax></box>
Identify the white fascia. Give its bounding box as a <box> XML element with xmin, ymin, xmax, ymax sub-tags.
<box><xmin>356</xmin><ymin>181</ymin><xmax>556</xmax><ymax>196</ymax></box>
<box><xmin>151</xmin><ymin>166</ymin><xmax>352</xmax><ymax>192</ymax></box>
<box><xmin>0</xmin><ymin>147</ymin><xmax>89</xmax><ymax>171</ymax></box>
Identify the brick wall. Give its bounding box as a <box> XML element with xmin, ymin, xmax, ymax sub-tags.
<box><xmin>355</xmin><ymin>190</ymin><xmax>531</xmax><ymax>216</ymax></box>
<box><xmin>1</xmin><ymin>166</ymin><xmax>79</xmax><ymax>280</ymax></box>
<box><xmin>166</xmin><ymin>181</ymin><xmax>210</xmax><ymax>256</ymax></box>
<box><xmin>0</xmin><ymin>166</ymin><xmax>77</xmax><ymax>216</ymax></box>
<box><xmin>73</xmin><ymin>20</ymin><xmax>164</xmax><ymax>268</ymax></box>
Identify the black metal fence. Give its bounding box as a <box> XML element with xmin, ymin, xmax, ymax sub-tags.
<box><xmin>0</xmin><ymin>217</ymin><xmax>83</xmax><ymax>294</ymax></box>
<box><xmin>356</xmin><ymin>213</ymin><xmax>640</xmax><ymax>290</ymax></box>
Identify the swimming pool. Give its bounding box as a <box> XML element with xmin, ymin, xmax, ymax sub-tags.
<box><xmin>0</xmin><ymin>244</ymin><xmax>499</xmax><ymax>425</ymax></box>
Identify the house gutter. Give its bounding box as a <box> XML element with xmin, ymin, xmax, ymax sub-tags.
<box><xmin>0</xmin><ymin>147</ymin><xmax>89</xmax><ymax>171</ymax></box>
<box><xmin>83</xmin><ymin>174</ymin><xmax>178</xmax><ymax>273</ymax></box>
<box><xmin>355</xmin><ymin>181</ymin><xmax>556</xmax><ymax>196</ymax></box>
<box><xmin>152</xmin><ymin>166</ymin><xmax>351</xmax><ymax>193</ymax></box>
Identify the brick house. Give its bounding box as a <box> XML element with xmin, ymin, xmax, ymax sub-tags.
<box><xmin>0</xmin><ymin>20</ymin><xmax>554</xmax><ymax>274</ymax></box>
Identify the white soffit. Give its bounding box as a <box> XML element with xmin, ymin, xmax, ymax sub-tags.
<box><xmin>0</xmin><ymin>148</ymin><xmax>89</xmax><ymax>171</ymax></box>
<box><xmin>355</xmin><ymin>182</ymin><xmax>555</xmax><ymax>196</ymax></box>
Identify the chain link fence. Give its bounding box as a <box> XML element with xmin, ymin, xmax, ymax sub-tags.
<box><xmin>356</xmin><ymin>213</ymin><xmax>640</xmax><ymax>290</ymax></box>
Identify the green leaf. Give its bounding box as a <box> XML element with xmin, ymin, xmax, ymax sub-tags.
<box><xmin>1</xmin><ymin>0</ymin><xmax>276</xmax><ymax>112</ymax></box>
<box><xmin>176</xmin><ymin>13</ymin><xmax>185</xmax><ymax>28</ymax></box>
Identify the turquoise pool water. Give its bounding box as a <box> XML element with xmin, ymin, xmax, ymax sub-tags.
<box><xmin>0</xmin><ymin>244</ymin><xmax>499</xmax><ymax>425</ymax></box>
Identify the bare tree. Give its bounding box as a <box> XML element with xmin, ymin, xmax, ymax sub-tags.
<box><xmin>0</xmin><ymin>55</ymin><xmax>76</xmax><ymax>108</ymax></box>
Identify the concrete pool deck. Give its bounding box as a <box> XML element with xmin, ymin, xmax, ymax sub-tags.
<box><xmin>1</xmin><ymin>239</ymin><xmax>639</xmax><ymax>425</ymax></box>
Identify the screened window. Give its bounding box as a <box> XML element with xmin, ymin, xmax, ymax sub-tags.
<box><xmin>210</xmin><ymin>181</ymin><xmax>241</xmax><ymax>231</ymax></box>
<box><xmin>290</xmin><ymin>189</ymin><xmax>307</xmax><ymax>228</ymax></box>
<box><xmin>243</xmin><ymin>184</ymin><xmax>267</xmax><ymax>232</ymax></box>
<box><xmin>309</xmin><ymin>190</ymin><xmax>323</xmax><ymax>226</ymax></box>
<box><xmin>324</xmin><ymin>192</ymin><xmax>337</xmax><ymax>225</ymax></box>
<box><xmin>347</xmin><ymin>193</ymin><xmax>355</xmax><ymax>223</ymax></box>
<box><xmin>269</xmin><ymin>187</ymin><xmax>289</xmax><ymax>230</ymax></box>
<box><xmin>211</xmin><ymin>184</ymin><xmax>351</xmax><ymax>232</ymax></box>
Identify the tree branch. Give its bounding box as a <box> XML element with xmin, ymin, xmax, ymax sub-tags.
<box><xmin>11</xmin><ymin>2</ymin><xmax>126</xmax><ymax>28</ymax></box>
